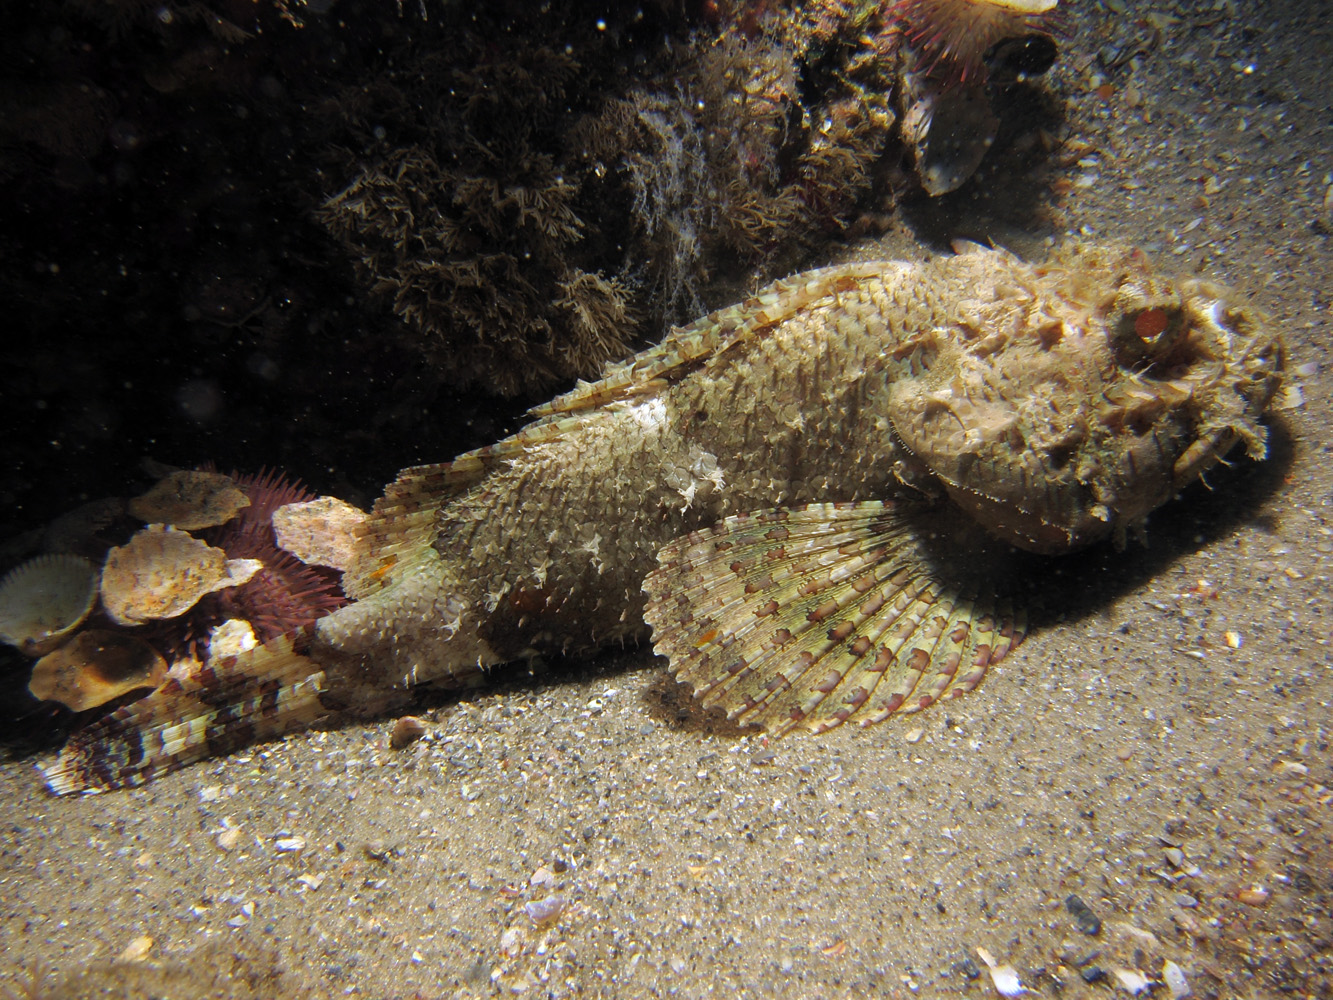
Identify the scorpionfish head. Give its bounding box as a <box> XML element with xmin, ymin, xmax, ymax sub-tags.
<box><xmin>888</xmin><ymin>246</ymin><xmax>1285</xmax><ymax>555</ymax></box>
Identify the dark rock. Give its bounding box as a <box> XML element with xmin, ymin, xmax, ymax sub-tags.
<box><xmin>1065</xmin><ymin>893</ymin><xmax>1103</xmax><ymax>935</ymax></box>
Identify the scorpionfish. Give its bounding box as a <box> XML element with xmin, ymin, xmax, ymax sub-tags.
<box><xmin>46</xmin><ymin>243</ymin><xmax>1283</xmax><ymax>793</ymax></box>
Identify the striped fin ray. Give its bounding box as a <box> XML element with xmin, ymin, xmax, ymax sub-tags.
<box><xmin>43</xmin><ymin>634</ymin><xmax>326</xmax><ymax>795</ymax></box>
<box><xmin>642</xmin><ymin>502</ymin><xmax>1024</xmax><ymax>736</ymax></box>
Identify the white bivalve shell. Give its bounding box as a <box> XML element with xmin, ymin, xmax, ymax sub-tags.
<box><xmin>0</xmin><ymin>554</ymin><xmax>97</xmax><ymax>656</ymax></box>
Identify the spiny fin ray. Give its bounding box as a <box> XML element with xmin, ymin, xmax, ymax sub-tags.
<box><xmin>348</xmin><ymin>263</ymin><xmax>893</xmax><ymax>600</ymax></box>
<box><xmin>642</xmin><ymin>502</ymin><xmax>1025</xmax><ymax>735</ymax></box>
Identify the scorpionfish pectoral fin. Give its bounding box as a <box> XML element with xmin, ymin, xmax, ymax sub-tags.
<box><xmin>642</xmin><ymin>501</ymin><xmax>1025</xmax><ymax>735</ymax></box>
<box><xmin>43</xmin><ymin>633</ymin><xmax>328</xmax><ymax>795</ymax></box>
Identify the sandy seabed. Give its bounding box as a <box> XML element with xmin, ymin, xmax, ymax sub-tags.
<box><xmin>2</xmin><ymin>1</ymin><xmax>1331</xmax><ymax>997</ymax></box>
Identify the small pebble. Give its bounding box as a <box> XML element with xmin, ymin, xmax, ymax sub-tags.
<box><xmin>1236</xmin><ymin>886</ymin><xmax>1270</xmax><ymax>905</ymax></box>
<box><xmin>1080</xmin><ymin>966</ymin><xmax>1106</xmax><ymax>984</ymax></box>
<box><xmin>118</xmin><ymin>935</ymin><xmax>153</xmax><ymax>962</ymax></box>
<box><xmin>1163</xmin><ymin>960</ymin><xmax>1190</xmax><ymax>999</ymax></box>
<box><xmin>956</xmin><ymin>956</ymin><xmax>981</xmax><ymax>980</ymax></box>
<box><xmin>524</xmin><ymin>894</ymin><xmax>566</xmax><ymax>923</ymax></box>
<box><xmin>1113</xmin><ymin>968</ymin><xmax>1152</xmax><ymax>995</ymax></box>
<box><xmin>499</xmin><ymin>926</ymin><xmax>523</xmax><ymax>956</ymax></box>
<box><xmin>1065</xmin><ymin>894</ymin><xmax>1102</xmax><ymax>935</ymax></box>
<box><xmin>275</xmin><ymin>836</ymin><xmax>306</xmax><ymax>853</ymax></box>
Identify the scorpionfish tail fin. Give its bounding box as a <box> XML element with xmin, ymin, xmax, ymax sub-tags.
<box><xmin>43</xmin><ymin>633</ymin><xmax>327</xmax><ymax>795</ymax></box>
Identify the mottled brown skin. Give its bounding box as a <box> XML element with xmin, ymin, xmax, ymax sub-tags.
<box><xmin>46</xmin><ymin>244</ymin><xmax>1283</xmax><ymax>792</ymax></box>
<box><xmin>317</xmin><ymin>243</ymin><xmax>1280</xmax><ymax>711</ymax></box>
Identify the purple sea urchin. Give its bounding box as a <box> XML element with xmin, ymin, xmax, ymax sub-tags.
<box><xmin>892</xmin><ymin>0</ymin><xmax>1060</xmax><ymax>84</ymax></box>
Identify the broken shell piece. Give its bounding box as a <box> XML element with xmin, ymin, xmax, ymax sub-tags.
<box><xmin>100</xmin><ymin>524</ymin><xmax>263</xmax><ymax>626</ymax></box>
<box><xmin>208</xmin><ymin>618</ymin><xmax>258</xmax><ymax>660</ymax></box>
<box><xmin>976</xmin><ymin>946</ymin><xmax>1026</xmax><ymax>996</ymax></box>
<box><xmin>390</xmin><ymin>715</ymin><xmax>428</xmax><ymax>749</ymax></box>
<box><xmin>127</xmin><ymin>470</ymin><xmax>251</xmax><ymax>530</ymax></box>
<box><xmin>1162</xmin><ymin>960</ymin><xmax>1190</xmax><ymax>999</ymax></box>
<box><xmin>1112</xmin><ymin>968</ymin><xmax>1153</xmax><ymax>995</ymax></box>
<box><xmin>272</xmin><ymin>496</ymin><xmax>366</xmax><ymax>571</ymax></box>
<box><xmin>118</xmin><ymin>935</ymin><xmax>154</xmax><ymax>963</ymax></box>
<box><xmin>28</xmin><ymin>630</ymin><xmax>167</xmax><ymax>712</ymax></box>
<box><xmin>0</xmin><ymin>554</ymin><xmax>97</xmax><ymax>655</ymax></box>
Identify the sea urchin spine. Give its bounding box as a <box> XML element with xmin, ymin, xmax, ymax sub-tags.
<box><xmin>892</xmin><ymin>0</ymin><xmax>1060</xmax><ymax>85</ymax></box>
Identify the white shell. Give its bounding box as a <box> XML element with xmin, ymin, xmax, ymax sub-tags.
<box><xmin>1113</xmin><ymin>968</ymin><xmax>1153</xmax><ymax>995</ymax></box>
<box><xmin>1162</xmin><ymin>961</ymin><xmax>1190</xmax><ymax>999</ymax></box>
<box><xmin>976</xmin><ymin>947</ymin><xmax>1027</xmax><ymax>997</ymax></box>
<box><xmin>0</xmin><ymin>554</ymin><xmax>97</xmax><ymax>655</ymax></box>
<box><xmin>989</xmin><ymin>0</ymin><xmax>1058</xmax><ymax>12</ymax></box>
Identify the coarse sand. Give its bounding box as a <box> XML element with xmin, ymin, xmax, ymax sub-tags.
<box><xmin>2</xmin><ymin>2</ymin><xmax>1330</xmax><ymax>997</ymax></box>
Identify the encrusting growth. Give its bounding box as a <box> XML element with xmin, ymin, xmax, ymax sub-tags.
<box><xmin>44</xmin><ymin>244</ymin><xmax>1282</xmax><ymax>793</ymax></box>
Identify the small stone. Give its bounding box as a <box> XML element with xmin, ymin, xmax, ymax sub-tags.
<box><xmin>1065</xmin><ymin>894</ymin><xmax>1102</xmax><ymax>935</ymax></box>
<box><xmin>118</xmin><ymin>935</ymin><xmax>154</xmax><ymax>962</ymax></box>
<box><xmin>1113</xmin><ymin>968</ymin><xmax>1152</xmax><ymax>994</ymax></box>
<box><xmin>1080</xmin><ymin>966</ymin><xmax>1106</xmax><ymax>984</ymax></box>
<box><xmin>275</xmin><ymin>836</ymin><xmax>306</xmax><ymax>852</ymax></box>
<box><xmin>529</xmin><ymin>866</ymin><xmax>557</xmax><ymax>887</ymax></box>
<box><xmin>217</xmin><ymin>828</ymin><xmax>242</xmax><ymax>851</ymax></box>
<box><xmin>524</xmin><ymin>894</ymin><xmax>566</xmax><ymax>923</ymax></box>
<box><xmin>1236</xmin><ymin>885</ymin><xmax>1270</xmax><ymax>906</ymax></box>
<box><xmin>1163</xmin><ymin>960</ymin><xmax>1190</xmax><ymax>999</ymax></box>
<box><xmin>1174</xmin><ymin>893</ymin><xmax>1199</xmax><ymax>908</ymax></box>
<box><xmin>499</xmin><ymin>925</ymin><xmax>524</xmax><ymax>956</ymax></box>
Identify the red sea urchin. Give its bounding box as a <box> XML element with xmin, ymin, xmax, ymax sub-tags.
<box><xmin>197</xmin><ymin>469</ymin><xmax>348</xmax><ymax>645</ymax></box>
<box><xmin>138</xmin><ymin>469</ymin><xmax>347</xmax><ymax>660</ymax></box>
<box><xmin>892</xmin><ymin>0</ymin><xmax>1060</xmax><ymax>85</ymax></box>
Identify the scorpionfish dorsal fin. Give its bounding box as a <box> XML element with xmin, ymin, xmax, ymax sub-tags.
<box><xmin>528</xmin><ymin>261</ymin><xmax>893</xmax><ymax>419</ymax></box>
<box><xmin>642</xmin><ymin>501</ymin><xmax>1025</xmax><ymax>735</ymax></box>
